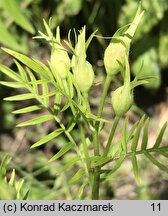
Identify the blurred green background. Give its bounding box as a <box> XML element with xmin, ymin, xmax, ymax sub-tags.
<box><xmin>0</xmin><ymin>0</ymin><xmax>168</xmax><ymax>199</ymax></box>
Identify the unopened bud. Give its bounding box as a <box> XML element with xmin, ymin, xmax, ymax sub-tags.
<box><xmin>74</xmin><ymin>60</ymin><xmax>94</xmax><ymax>92</ymax></box>
<box><xmin>104</xmin><ymin>37</ymin><xmax>129</xmax><ymax>76</ymax></box>
<box><xmin>104</xmin><ymin>3</ymin><xmax>144</xmax><ymax>76</ymax></box>
<box><xmin>111</xmin><ymin>83</ymin><xmax>133</xmax><ymax>116</ymax></box>
<box><xmin>50</xmin><ymin>27</ymin><xmax>70</xmax><ymax>79</ymax></box>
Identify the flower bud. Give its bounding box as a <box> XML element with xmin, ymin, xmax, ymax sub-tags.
<box><xmin>72</xmin><ymin>26</ymin><xmax>94</xmax><ymax>92</ymax></box>
<box><xmin>104</xmin><ymin>37</ymin><xmax>129</xmax><ymax>76</ymax></box>
<box><xmin>50</xmin><ymin>27</ymin><xmax>70</xmax><ymax>79</ymax></box>
<box><xmin>74</xmin><ymin>60</ymin><xmax>94</xmax><ymax>92</ymax></box>
<box><xmin>111</xmin><ymin>83</ymin><xmax>133</xmax><ymax>116</ymax></box>
<box><xmin>104</xmin><ymin>3</ymin><xmax>144</xmax><ymax>76</ymax></box>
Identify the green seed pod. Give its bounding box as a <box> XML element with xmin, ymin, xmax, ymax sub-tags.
<box><xmin>50</xmin><ymin>27</ymin><xmax>70</xmax><ymax>79</ymax></box>
<box><xmin>74</xmin><ymin>60</ymin><xmax>94</xmax><ymax>92</ymax></box>
<box><xmin>111</xmin><ymin>83</ymin><xmax>133</xmax><ymax>116</ymax></box>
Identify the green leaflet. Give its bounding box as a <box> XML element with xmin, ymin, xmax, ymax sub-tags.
<box><xmin>9</xmin><ymin>169</ymin><xmax>15</xmax><ymax>186</ymax></box>
<box><xmin>17</xmin><ymin>114</ymin><xmax>54</xmax><ymax>127</ymax></box>
<box><xmin>4</xmin><ymin>93</ymin><xmax>35</xmax><ymax>101</ymax></box>
<box><xmin>0</xmin><ymin>64</ymin><xmax>22</xmax><ymax>82</ymax></box>
<box><xmin>15</xmin><ymin>179</ymin><xmax>24</xmax><ymax>199</ymax></box>
<box><xmin>0</xmin><ymin>81</ymin><xmax>25</xmax><ymax>89</ymax></box>
<box><xmin>153</xmin><ymin>122</ymin><xmax>167</xmax><ymax>149</ymax></box>
<box><xmin>1</xmin><ymin>48</ymin><xmax>51</xmax><ymax>80</ymax></box>
<box><xmin>49</xmin><ymin>142</ymin><xmax>74</xmax><ymax>162</ymax></box>
<box><xmin>41</xmin><ymin>79</ymin><xmax>49</xmax><ymax>107</ymax></box>
<box><xmin>67</xmin><ymin>118</ymin><xmax>76</xmax><ymax>133</ymax></box>
<box><xmin>121</xmin><ymin>116</ymin><xmax>129</xmax><ymax>153</ymax></box>
<box><xmin>159</xmin><ymin>151</ymin><xmax>168</xmax><ymax>158</ymax></box>
<box><xmin>111</xmin><ymin>155</ymin><xmax>126</xmax><ymax>174</ymax></box>
<box><xmin>0</xmin><ymin>155</ymin><xmax>11</xmax><ymax>180</ymax></box>
<box><xmin>0</xmin><ymin>0</ymin><xmax>34</xmax><ymax>34</ymax></box>
<box><xmin>113</xmin><ymin>24</ymin><xmax>131</xmax><ymax>38</ymax></box>
<box><xmin>54</xmin><ymin>93</ymin><xmax>62</xmax><ymax>115</ymax></box>
<box><xmin>131</xmin><ymin>115</ymin><xmax>145</xmax><ymax>152</ymax></box>
<box><xmin>131</xmin><ymin>154</ymin><xmax>140</xmax><ymax>185</ymax></box>
<box><xmin>131</xmin><ymin>80</ymin><xmax>148</xmax><ymax>89</ymax></box>
<box><xmin>12</xmin><ymin>105</ymin><xmax>42</xmax><ymax>114</ymax></box>
<box><xmin>145</xmin><ymin>152</ymin><xmax>168</xmax><ymax>171</ymax></box>
<box><xmin>56</xmin><ymin>156</ymin><xmax>80</xmax><ymax>175</ymax></box>
<box><xmin>0</xmin><ymin>20</ymin><xmax>21</xmax><ymax>51</ymax></box>
<box><xmin>94</xmin><ymin>156</ymin><xmax>112</xmax><ymax>167</ymax></box>
<box><xmin>68</xmin><ymin>168</ymin><xmax>84</xmax><ymax>184</ymax></box>
<box><xmin>39</xmin><ymin>90</ymin><xmax>58</xmax><ymax>99</ymax></box>
<box><xmin>27</xmin><ymin>68</ymin><xmax>38</xmax><ymax>94</ymax></box>
<box><xmin>77</xmin><ymin>181</ymin><xmax>88</xmax><ymax>199</ymax></box>
<box><xmin>109</xmin><ymin>120</ymin><xmax>138</xmax><ymax>158</ymax></box>
<box><xmin>141</xmin><ymin>118</ymin><xmax>150</xmax><ymax>151</ymax></box>
<box><xmin>132</xmin><ymin>48</ymin><xmax>161</xmax><ymax>90</ymax></box>
<box><xmin>61</xmin><ymin>102</ymin><xmax>70</xmax><ymax>112</ymax></box>
<box><xmin>101</xmin><ymin>155</ymin><xmax>126</xmax><ymax>179</ymax></box>
<box><xmin>86</xmin><ymin>29</ymin><xmax>98</xmax><ymax>50</ymax></box>
<box><xmin>33</xmin><ymin>59</ymin><xmax>53</xmax><ymax>80</ymax></box>
<box><xmin>42</xmin><ymin>19</ymin><xmax>53</xmax><ymax>39</ymax></box>
<box><xmin>85</xmin><ymin>111</ymin><xmax>110</xmax><ymax>123</ymax></box>
<box><xmin>14</xmin><ymin>60</ymin><xmax>28</xmax><ymax>82</ymax></box>
<box><xmin>31</xmin><ymin>128</ymin><xmax>64</xmax><ymax>148</ymax></box>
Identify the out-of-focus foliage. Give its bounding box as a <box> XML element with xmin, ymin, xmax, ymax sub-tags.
<box><xmin>132</xmin><ymin>48</ymin><xmax>161</xmax><ymax>89</ymax></box>
<box><xmin>119</xmin><ymin>0</ymin><xmax>168</xmax><ymax>38</ymax></box>
<box><xmin>0</xmin><ymin>155</ymin><xmax>29</xmax><ymax>199</ymax></box>
<box><xmin>118</xmin><ymin>0</ymin><xmax>168</xmax><ymax>89</ymax></box>
<box><xmin>0</xmin><ymin>0</ymin><xmax>35</xmax><ymax>52</ymax></box>
<box><xmin>50</xmin><ymin>0</ymin><xmax>82</xmax><ymax>27</ymax></box>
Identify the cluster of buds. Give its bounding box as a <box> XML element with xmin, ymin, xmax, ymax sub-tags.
<box><xmin>49</xmin><ymin>3</ymin><xmax>144</xmax><ymax>116</ymax></box>
<box><xmin>50</xmin><ymin>26</ymin><xmax>94</xmax><ymax>93</ymax></box>
<box><xmin>104</xmin><ymin>4</ymin><xmax>144</xmax><ymax>116</ymax></box>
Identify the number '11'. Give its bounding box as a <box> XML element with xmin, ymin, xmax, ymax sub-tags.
<box><xmin>151</xmin><ymin>203</ymin><xmax>161</xmax><ymax>211</ymax></box>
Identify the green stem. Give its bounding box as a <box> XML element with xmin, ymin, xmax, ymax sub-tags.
<box><xmin>97</xmin><ymin>75</ymin><xmax>112</xmax><ymax>119</ymax></box>
<box><xmin>92</xmin><ymin>134</ymin><xmax>100</xmax><ymax>200</ymax></box>
<box><xmin>103</xmin><ymin>115</ymin><xmax>120</xmax><ymax>157</ymax></box>
<box><xmin>93</xmin><ymin>75</ymin><xmax>112</xmax><ymax>161</ymax></box>
<box><xmin>83</xmin><ymin>92</ymin><xmax>91</xmax><ymax>112</ymax></box>
<box><xmin>91</xmin><ymin>75</ymin><xmax>112</xmax><ymax>199</ymax></box>
<box><xmin>91</xmin><ymin>166</ymin><xmax>100</xmax><ymax>199</ymax></box>
<box><xmin>79</xmin><ymin>123</ymin><xmax>92</xmax><ymax>185</ymax></box>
